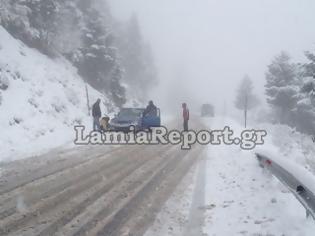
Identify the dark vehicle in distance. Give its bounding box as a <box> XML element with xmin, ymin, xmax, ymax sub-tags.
<box><xmin>201</xmin><ymin>104</ymin><xmax>215</xmax><ymax>117</ymax></box>
<box><xmin>109</xmin><ymin>107</ymin><xmax>161</xmax><ymax>132</ymax></box>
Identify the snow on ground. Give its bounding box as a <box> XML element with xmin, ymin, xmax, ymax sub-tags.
<box><xmin>161</xmin><ymin>114</ymin><xmax>176</xmax><ymax>126</ymax></box>
<box><xmin>203</xmin><ymin>116</ymin><xmax>315</xmax><ymax>236</ymax></box>
<box><xmin>0</xmin><ymin>26</ymin><xmax>111</xmax><ymax>162</ymax></box>
<box><xmin>144</xmin><ymin>156</ymin><xmax>199</xmax><ymax>236</ymax></box>
<box><xmin>146</xmin><ymin>116</ymin><xmax>315</xmax><ymax>236</ymax></box>
<box><xmin>204</xmin><ymin>144</ymin><xmax>315</xmax><ymax>235</ymax></box>
<box><xmin>257</xmin><ymin>123</ymin><xmax>315</xmax><ymax>179</ymax></box>
<box><xmin>255</xmin><ymin>122</ymin><xmax>315</xmax><ymax>173</ymax></box>
<box><xmin>251</xmin><ymin>118</ymin><xmax>315</xmax><ymax>201</ymax></box>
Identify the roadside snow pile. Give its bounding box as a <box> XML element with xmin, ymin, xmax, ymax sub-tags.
<box><xmin>204</xmin><ymin>144</ymin><xmax>315</xmax><ymax>235</ymax></box>
<box><xmin>255</xmin><ymin>122</ymin><xmax>315</xmax><ymax>203</ymax></box>
<box><xmin>259</xmin><ymin>150</ymin><xmax>315</xmax><ymax>195</ymax></box>
<box><xmin>256</xmin><ymin>123</ymin><xmax>315</xmax><ymax>172</ymax></box>
<box><xmin>0</xmin><ymin>26</ymin><xmax>109</xmax><ymax>162</ymax></box>
<box><xmin>203</xmin><ymin>117</ymin><xmax>315</xmax><ymax>235</ymax></box>
<box><xmin>221</xmin><ymin>115</ymin><xmax>315</xmax><ymax>178</ymax></box>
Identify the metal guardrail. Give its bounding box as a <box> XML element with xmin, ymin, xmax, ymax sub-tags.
<box><xmin>256</xmin><ymin>153</ymin><xmax>315</xmax><ymax>220</ymax></box>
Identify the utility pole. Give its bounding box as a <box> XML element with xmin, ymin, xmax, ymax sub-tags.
<box><xmin>85</xmin><ymin>83</ymin><xmax>90</xmax><ymax>116</ymax></box>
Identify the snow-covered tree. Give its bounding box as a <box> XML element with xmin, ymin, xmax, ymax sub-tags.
<box><xmin>235</xmin><ymin>75</ymin><xmax>259</xmax><ymax>127</ymax></box>
<box><xmin>121</xmin><ymin>15</ymin><xmax>143</xmax><ymax>83</ymax></box>
<box><xmin>265</xmin><ymin>51</ymin><xmax>298</xmax><ymax>125</ymax></box>
<box><xmin>72</xmin><ymin>0</ymin><xmax>126</xmax><ymax>107</ymax></box>
<box><xmin>74</xmin><ymin>6</ymin><xmax>113</xmax><ymax>87</ymax></box>
<box><xmin>301</xmin><ymin>51</ymin><xmax>315</xmax><ymax>100</ymax></box>
<box><xmin>6</xmin><ymin>0</ymin><xmax>60</xmax><ymax>55</ymax></box>
<box><xmin>53</xmin><ymin>1</ymin><xmax>83</xmax><ymax>54</ymax></box>
<box><xmin>109</xmin><ymin>64</ymin><xmax>126</xmax><ymax>108</ymax></box>
<box><xmin>292</xmin><ymin>51</ymin><xmax>315</xmax><ymax>134</ymax></box>
<box><xmin>0</xmin><ymin>0</ymin><xmax>155</xmax><ymax>107</ymax></box>
<box><xmin>116</xmin><ymin>14</ymin><xmax>158</xmax><ymax>98</ymax></box>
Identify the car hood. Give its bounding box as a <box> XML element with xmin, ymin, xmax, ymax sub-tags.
<box><xmin>111</xmin><ymin>116</ymin><xmax>139</xmax><ymax>124</ymax></box>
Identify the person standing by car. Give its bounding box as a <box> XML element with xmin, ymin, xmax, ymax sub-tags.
<box><xmin>92</xmin><ymin>99</ymin><xmax>102</xmax><ymax>131</ymax></box>
<box><xmin>182</xmin><ymin>103</ymin><xmax>189</xmax><ymax>131</ymax></box>
<box><xmin>143</xmin><ymin>100</ymin><xmax>157</xmax><ymax>117</ymax></box>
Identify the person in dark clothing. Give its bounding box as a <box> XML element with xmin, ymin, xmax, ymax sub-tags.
<box><xmin>182</xmin><ymin>103</ymin><xmax>189</xmax><ymax>131</ymax></box>
<box><xmin>143</xmin><ymin>101</ymin><xmax>157</xmax><ymax>117</ymax></box>
<box><xmin>92</xmin><ymin>99</ymin><xmax>102</xmax><ymax>131</ymax></box>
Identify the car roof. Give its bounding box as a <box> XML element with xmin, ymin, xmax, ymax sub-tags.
<box><xmin>121</xmin><ymin>108</ymin><xmax>145</xmax><ymax>111</ymax></box>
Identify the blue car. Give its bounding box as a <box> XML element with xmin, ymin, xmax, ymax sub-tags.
<box><xmin>142</xmin><ymin>109</ymin><xmax>161</xmax><ymax>129</ymax></box>
<box><xmin>109</xmin><ymin>108</ymin><xmax>161</xmax><ymax>132</ymax></box>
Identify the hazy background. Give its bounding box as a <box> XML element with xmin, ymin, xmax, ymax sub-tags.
<box><xmin>108</xmin><ymin>0</ymin><xmax>315</xmax><ymax>115</ymax></box>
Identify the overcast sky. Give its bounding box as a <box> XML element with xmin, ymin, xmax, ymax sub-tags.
<box><xmin>108</xmin><ymin>0</ymin><xmax>315</xmax><ymax>114</ymax></box>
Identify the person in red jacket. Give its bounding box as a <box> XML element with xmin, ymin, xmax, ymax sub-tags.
<box><xmin>182</xmin><ymin>103</ymin><xmax>189</xmax><ymax>131</ymax></box>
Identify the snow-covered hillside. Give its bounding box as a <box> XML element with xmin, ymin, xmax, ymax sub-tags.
<box><xmin>0</xmin><ymin>26</ymin><xmax>111</xmax><ymax>162</ymax></box>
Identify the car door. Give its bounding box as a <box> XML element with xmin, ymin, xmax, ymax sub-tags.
<box><xmin>142</xmin><ymin>108</ymin><xmax>161</xmax><ymax>128</ymax></box>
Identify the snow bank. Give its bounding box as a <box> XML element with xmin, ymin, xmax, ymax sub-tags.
<box><xmin>0</xmin><ymin>26</ymin><xmax>110</xmax><ymax>162</ymax></box>
<box><xmin>207</xmin><ymin>115</ymin><xmax>315</xmax><ymax>194</ymax></box>
<box><xmin>257</xmin><ymin>123</ymin><xmax>315</xmax><ymax>167</ymax></box>
<box><xmin>203</xmin><ymin>116</ymin><xmax>315</xmax><ymax>235</ymax></box>
<box><xmin>254</xmin><ymin>122</ymin><xmax>315</xmax><ymax>193</ymax></box>
<box><xmin>258</xmin><ymin>149</ymin><xmax>315</xmax><ymax>196</ymax></box>
<box><xmin>208</xmin><ymin>115</ymin><xmax>315</xmax><ymax>175</ymax></box>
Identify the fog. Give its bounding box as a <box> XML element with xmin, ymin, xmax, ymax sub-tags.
<box><xmin>109</xmin><ymin>0</ymin><xmax>315</xmax><ymax>115</ymax></box>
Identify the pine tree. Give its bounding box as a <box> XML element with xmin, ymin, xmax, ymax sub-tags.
<box><xmin>293</xmin><ymin>51</ymin><xmax>315</xmax><ymax>134</ymax></box>
<box><xmin>73</xmin><ymin>0</ymin><xmax>126</xmax><ymax>107</ymax></box>
<box><xmin>117</xmin><ymin>14</ymin><xmax>158</xmax><ymax>98</ymax></box>
<box><xmin>53</xmin><ymin>1</ymin><xmax>83</xmax><ymax>54</ymax></box>
<box><xmin>265</xmin><ymin>51</ymin><xmax>298</xmax><ymax>125</ymax></box>
<box><xmin>123</xmin><ymin>14</ymin><xmax>143</xmax><ymax>84</ymax></box>
<box><xmin>75</xmin><ymin>4</ymin><xmax>115</xmax><ymax>89</ymax></box>
<box><xmin>301</xmin><ymin>51</ymin><xmax>315</xmax><ymax>101</ymax></box>
<box><xmin>0</xmin><ymin>0</ymin><xmax>149</xmax><ymax>107</ymax></box>
<box><xmin>235</xmin><ymin>75</ymin><xmax>259</xmax><ymax>127</ymax></box>
<box><xmin>109</xmin><ymin>64</ymin><xmax>126</xmax><ymax>108</ymax></box>
<box><xmin>3</xmin><ymin>0</ymin><xmax>60</xmax><ymax>55</ymax></box>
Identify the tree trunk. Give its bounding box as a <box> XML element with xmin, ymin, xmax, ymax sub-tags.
<box><xmin>244</xmin><ymin>94</ymin><xmax>248</xmax><ymax>128</ymax></box>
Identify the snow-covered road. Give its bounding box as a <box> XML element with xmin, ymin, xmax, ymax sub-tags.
<box><xmin>145</xmin><ymin>117</ymin><xmax>315</xmax><ymax>236</ymax></box>
<box><xmin>0</xmin><ymin>139</ymin><xmax>205</xmax><ymax>236</ymax></box>
<box><xmin>1</xmin><ymin>117</ymin><xmax>315</xmax><ymax>235</ymax></box>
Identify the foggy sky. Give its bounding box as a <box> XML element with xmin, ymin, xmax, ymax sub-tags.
<box><xmin>108</xmin><ymin>0</ymin><xmax>315</xmax><ymax>115</ymax></box>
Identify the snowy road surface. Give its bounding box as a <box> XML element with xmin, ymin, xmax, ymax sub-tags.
<box><xmin>1</xmin><ymin>118</ymin><xmax>315</xmax><ymax>235</ymax></box>
<box><xmin>0</xmin><ymin>140</ymin><xmax>204</xmax><ymax>236</ymax></box>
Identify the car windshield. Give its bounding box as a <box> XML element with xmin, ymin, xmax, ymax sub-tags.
<box><xmin>118</xmin><ymin>108</ymin><xmax>144</xmax><ymax>118</ymax></box>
